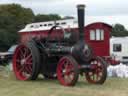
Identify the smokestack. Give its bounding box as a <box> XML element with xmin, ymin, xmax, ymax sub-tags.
<box><xmin>77</xmin><ymin>4</ymin><xmax>85</xmax><ymax>41</ymax></box>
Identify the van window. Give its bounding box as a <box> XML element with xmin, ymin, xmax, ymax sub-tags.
<box><xmin>113</xmin><ymin>44</ymin><xmax>122</xmax><ymax>52</ymax></box>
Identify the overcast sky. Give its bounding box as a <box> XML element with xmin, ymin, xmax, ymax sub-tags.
<box><xmin>0</xmin><ymin>0</ymin><xmax>128</xmax><ymax>28</ymax></box>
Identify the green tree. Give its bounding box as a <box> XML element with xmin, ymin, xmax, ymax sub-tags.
<box><xmin>0</xmin><ymin>4</ymin><xmax>35</xmax><ymax>51</ymax></box>
<box><xmin>34</xmin><ymin>14</ymin><xmax>61</xmax><ymax>22</ymax></box>
<box><xmin>111</xmin><ymin>24</ymin><xmax>128</xmax><ymax>37</ymax></box>
<box><xmin>0</xmin><ymin>4</ymin><xmax>34</xmax><ymax>29</ymax></box>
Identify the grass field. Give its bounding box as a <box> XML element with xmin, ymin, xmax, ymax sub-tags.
<box><xmin>0</xmin><ymin>70</ymin><xmax>128</xmax><ymax>96</ymax></box>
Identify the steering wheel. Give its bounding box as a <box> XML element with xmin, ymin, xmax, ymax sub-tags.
<box><xmin>46</xmin><ymin>25</ymin><xmax>66</xmax><ymax>44</ymax></box>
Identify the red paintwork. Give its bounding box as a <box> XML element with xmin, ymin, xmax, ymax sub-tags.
<box><xmin>85</xmin><ymin>22</ymin><xmax>112</xmax><ymax>57</ymax></box>
<box><xmin>19</xmin><ymin>22</ymin><xmax>112</xmax><ymax>57</ymax></box>
<box><xmin>19</xmin><ymin>30</ymin><xmax>49</xmax><ymax>43</ymax></box>
<box><xmin>19</xmin><ymin>28</ymin><xmax>78</xmax><ymax>43</ymax></box>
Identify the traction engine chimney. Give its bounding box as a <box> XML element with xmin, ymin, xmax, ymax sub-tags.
<box><xmin>77</xmin><ymin>4</ymin><xmax>85</xmax><ymax>41</ymax></box>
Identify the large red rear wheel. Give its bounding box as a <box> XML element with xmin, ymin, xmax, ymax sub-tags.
<box><xmin>85</xmin><ymin>56</ymin><xmax>107</xmax><ymax>84</ymax></box>
<box><xmin>13</xmin><ymin>42</ymin><xmax>40</xmax><ymax>80</ymax></box>
<box><xmin>57</xmin><ymin>56</ymin><xmax>79</xmax><ymax>86</ymax></box>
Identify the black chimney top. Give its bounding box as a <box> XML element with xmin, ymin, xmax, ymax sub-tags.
<box><xmin>77</xmin><ymin>4</ymin><xmax>85</xmax><ymax>41</ymax></box>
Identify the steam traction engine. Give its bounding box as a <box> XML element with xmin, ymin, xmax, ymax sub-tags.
<box><xmin>13</xmin><ymin>5</ymin><xmax>107</xmax><ymax>86</ymax></box>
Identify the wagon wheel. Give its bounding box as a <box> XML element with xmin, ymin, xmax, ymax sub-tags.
<box><xmin>13</xmin><ymin>42</ymin><xmax>40</xmax><ymax>80</ymax></box>
<box><xmin>85</xmin><ymin>56</ymin><xmax>107</xmax><ymax>84</ymax></box>
<box><xmin>57</xmin><ymin>56</ymin><xmax>79</xmax><ymax>86</ymax></box>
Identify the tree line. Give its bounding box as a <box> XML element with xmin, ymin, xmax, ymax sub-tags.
<box><xmin>0</xmin><ymin>3</ymin><xmax>127</xmax><ymax>51</ymax></box>
<box><xmin>0</xmin><ymin>4</ymin><xmax>62</xmax><ymax>51</ymax></box>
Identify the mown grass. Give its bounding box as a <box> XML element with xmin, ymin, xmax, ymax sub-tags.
<box><xmin>0</xmin><ymin>71</ymin><xmax>128</xmax><ymax>96</ymax></box>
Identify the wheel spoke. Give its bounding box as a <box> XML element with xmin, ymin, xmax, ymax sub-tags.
<box><xmin>96</xmin><ymin>71</ymin><xmax>99</xmax><ymax>81</ymax></box>
<box><xmin>24</xmin><ymin>48</ymin><xmax>30</xmax><ymax>58</ymax></box>
<box><xmin>17</xmin><ymin>65</ymin><xmax>25</xmax><ymax>75</ymax></box>
<box><xmin>64</xmin><ymin>75</ymin><xmax>72</xmax><ymax>83</ymax></box>
<box><xmin>25</xmin><ymin>65</ymin><xmax>32</xmax><ymax>74</ymax></box>
<box><xmin>97</xmin><ymin>71</ymin><xmax>103</xmax><ymax>77</ymax></box>
<box><xmin>26</xmin><ymin>57</ymin><xmax>32</xmax><ymax>64</ymax></box>
<box><xmin>26</xmin><ymin>53</ymin><xmax>32</xmax><ymax>60</ymax></box>
<box><xmin>26</xmin><ymin>62</ymin><xmax>32</xmax><ymax>65</ymax></box>
<box><xmin>19</xmin><ymin>48</ymin><xmax>25</xmax><ymax>59</ymax></box>
<box><xmin>24</xmin><ymin>48</ymin><xmax>27</xmax><ymax>58</ymax></box>
<box><xmin>64</xmin><ymin>72</ymin><xmax>74</xmax><ymax>83</ymax></box>
<box><xmin>68</xmin><ymin>72</ymin><xmax>74</xmax><ymax>81</ymax></box>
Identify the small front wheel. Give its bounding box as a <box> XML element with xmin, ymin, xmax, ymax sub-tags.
<box><xmin>85</xmin><ymin>56</ymin><xmax>107</xmax><ymax>84</ymax></box>
<box><xmin>57</xmin><ymin>56</ymin><xmax>79</xmax><ymax>86</ymax></box>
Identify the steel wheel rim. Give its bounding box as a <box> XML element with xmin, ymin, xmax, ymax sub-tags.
<box><xmin>86</xmin><ymin>58</ymin><xmax>104</xmax><ymax>83</ymax></box>
<box><xmin>13</xmin><ymin>45</ymin><xmax>33</xmax><ymax>80</ymax></box>
<box><xmin>57</xmin><ymin>57</ymin><xmax>75</xmax><ymax>86</ymax></box>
